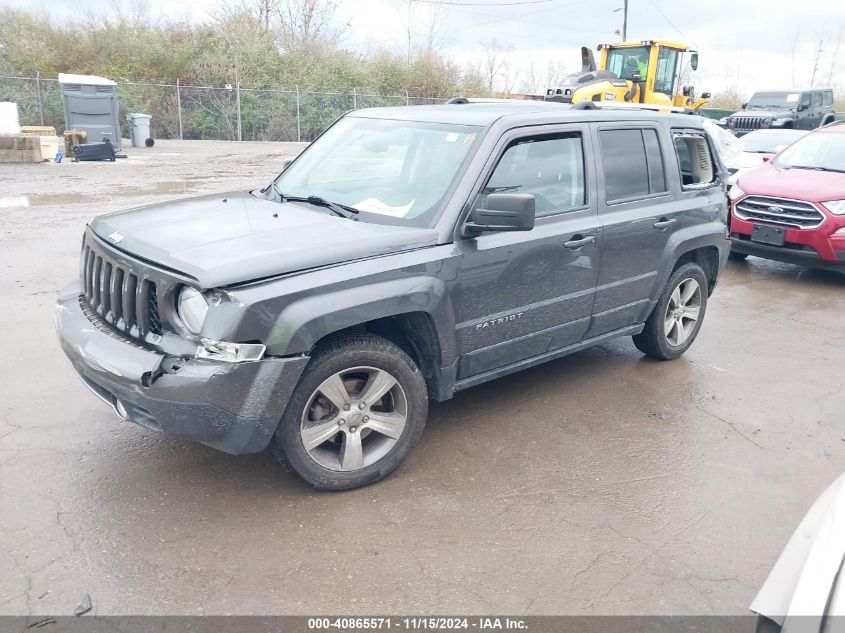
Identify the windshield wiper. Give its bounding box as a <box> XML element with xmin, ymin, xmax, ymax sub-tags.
<box><xmin>285</xmin><ymin>195</ymin><xmax>360</xmax><ymax>219</ymax></box>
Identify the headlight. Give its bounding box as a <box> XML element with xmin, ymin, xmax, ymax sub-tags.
<box><xmin>196</xmin><ymin>339</ymin><xmax>266</xmax><ymax>363</ymax></box>
<box><xmin>728</xmin><ymin>185</ymin><xmax>745</xmax><ymax>201</ymax></box>
<box><xmin>823</xmin><ymin>200</ymin><xmax>845</xmax><ymax>215</ymax></box>
<box><xmin>760</xmin><ymin>118</ymin><xmax>772</xmax><ymax>128</ymax></box>
<box><xmin>727</xmin><ymin>118</ymin><xmax>736</xmax><ymax>128</ymax></box>
<box><xmin>177</xmin><ymin>286</ymin><xmax>209</xmax><ymax>334</ymax></box>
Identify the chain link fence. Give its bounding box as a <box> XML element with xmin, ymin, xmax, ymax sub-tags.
<box><xmin>1</xmin><ymin>74</ymin><xmax>747</xmax><ymax>141</ymax></box>
<box><xmin>0</xmin><ymin>74</ymin><xmax>444</xmax><ymax>142</ymax></box>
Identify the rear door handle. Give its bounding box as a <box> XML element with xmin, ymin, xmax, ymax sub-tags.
<box><xmin>563</xmin><ymin>234</ymin><xmax>596</xmax><ymax>249</ymax></box>
<box><xmin>653</xmin><ymin>218</ymin><xmax>677</xmax><ymax>230</ymax></box>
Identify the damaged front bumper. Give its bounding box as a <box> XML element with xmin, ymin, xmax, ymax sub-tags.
<box><xmin>55</xmin><ymin>281</ymin><xmax>309</xmax><ymax>454</ymax></box>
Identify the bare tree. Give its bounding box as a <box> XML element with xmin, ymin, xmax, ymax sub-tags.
<box><xmin>276</xmin><ymin>0</ymin><xmax>345</xmax><ymax>52</ymax></box>
<box><xmin>810</xmin><ymin>39</ymin><xmax>824</xmax><ymax>87</ymax></box>
<box><xmin>827</xmin><ymin>22</ymin><xmax>844</xmax><ymax>84</ymax></box>
<box><xmin>480</xmin><ymin>37</ymin><xmax>513</xmax><ymax>92</ymax></box>
<box><xmin>788</xmin><ymin>21</ymin><xmax>802</xmax><ymax>87</ymax></box>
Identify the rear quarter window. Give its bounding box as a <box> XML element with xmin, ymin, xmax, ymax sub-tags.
<box><xmin>673</xmin><ymin>132</ymin><xmax>717</xmax><ymax>189</ymax></box>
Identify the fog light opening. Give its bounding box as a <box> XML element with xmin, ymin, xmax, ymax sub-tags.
<box><xmin>114</xmin><ymin>399</ymin><xmax>129</xmax><ymax>420</ymax></box>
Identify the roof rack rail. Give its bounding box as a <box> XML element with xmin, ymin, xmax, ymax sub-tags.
<box><xmin>578</xmin><ymin>101</ymin><xmax>698</xmax><ymax>115</ymax></box>
<box><xmin>446</xmin><ymin>96</ymin><xmax>526</xmax><ymax>104</ymax></box>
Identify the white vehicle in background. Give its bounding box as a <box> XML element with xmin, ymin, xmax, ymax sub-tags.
<box><xmin>726</xmin><ymin>129</ymin><xmax>807</xmax><ymax>184</ymax></box>
<box><xmin>751</xmin><ymin>473</ymin><xmax>845</xmax><ymax>632</ymax></box>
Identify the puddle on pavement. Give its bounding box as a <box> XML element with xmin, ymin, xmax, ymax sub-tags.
<box><xmin>0</xmin><ymin>180</ymin><xmax>209</xmax><ymax>209</ymax></box>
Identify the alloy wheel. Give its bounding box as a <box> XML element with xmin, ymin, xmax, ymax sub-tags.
<box><xmin>300</xmin><ymin>366</ymin><xmax>408</xmax><ymax>472</ymax></box>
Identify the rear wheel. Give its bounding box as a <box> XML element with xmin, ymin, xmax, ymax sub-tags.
<box><xmin>633</xmin><ymin>262</ymin><xmax>708</xmax><ymax>360</ymax></box>
<box><xmin>271</xmin><ymin>334</ymin><xmax>428</xmax><ymax>491</ymax></box>
<box><xmin>728</xmin><ymin>250</ymin><xmax>748</xmax><ymax>261</ymax></box>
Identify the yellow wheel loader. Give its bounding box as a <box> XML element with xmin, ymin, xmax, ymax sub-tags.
<box><xmin>546</xmin><ymin>40</ymin><xmax>711</xmax><ymax>111</ymax></box>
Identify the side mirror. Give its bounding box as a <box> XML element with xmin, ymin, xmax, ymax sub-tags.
<box><xmin>701</xmin><ymin>92</ymin><xmax>711</xmax><ymax>99</ymax></box>
<box><xmin>690</xmin><ymin>52</ymin><xmax>699</xmax><ymax>71</ymax></box>
<box><xmin>798</xmin><ymin>103</ymin><xmax>808</xmax><ymax>112</ymax></box>
<box><xmin>281</xmin><ymin>157</ymin><xmax>294</xmax><ymax>171</ymax></box>
<box><xmin>631</xmin><ymin>72</ymin><xmax>642</xmax><ymax>83</ymax></box>
<box><xmin>741</xmin><ymin>102</ymin><xmax>748</xmax><ymax>109</ymax></box>
<box><xmin>762</xmin><ymin>155</ymin><xmax>772</xmax><ymax>163</ymax></box>
<box><xmin>463</xmin><ymin>193</ymin><xmax>535</xmax><ymax>237</ymax></box>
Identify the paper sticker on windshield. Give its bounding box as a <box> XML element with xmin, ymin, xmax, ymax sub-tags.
<box><xmin>786</xmin><ymin>94</ymin><xmax>799</xmax><ymax>102</ymax></box>
<box><xmin>355</xmin><ymin>197</ymin><xmax>414</xmax><ymax>217</ymax></box>
<box><xmin>445</xmin><ymin>132</ymin><xmax>459</xmax><ymax>142</ymax></box>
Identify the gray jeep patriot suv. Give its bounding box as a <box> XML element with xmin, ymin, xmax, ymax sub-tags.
<box><xmin>55</xmin><ymin>100</ymin><xmax>730</xmax><ymax>490</ymax></box>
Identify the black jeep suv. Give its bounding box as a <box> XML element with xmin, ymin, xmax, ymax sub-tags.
<box><xmin>726</xmin><ymin>88</ymin><xmax>836</xmax><ymax>136</ymax></box>
<box><xmin>55</xmin><ymin>101</ymin><xmax>730</xmax><ymax>490</ymax></box>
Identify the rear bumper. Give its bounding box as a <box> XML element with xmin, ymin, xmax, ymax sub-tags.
<box><xmin>55</xmin><ymin>281</ymin><xmax>309</xmax><ymax>454</ymax></box>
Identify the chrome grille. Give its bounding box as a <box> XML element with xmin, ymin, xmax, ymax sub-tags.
<box><xmin>80</xmin><ymin>239</ymin><xmax>158</xmax><ymax>339</ymax></box>
<box><xmin>735</xmin><ymin>196</ymin><xmax>825</xmax><ymax>229</ymax></box>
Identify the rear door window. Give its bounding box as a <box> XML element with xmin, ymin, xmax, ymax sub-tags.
<box><xmin>599</xmin><ymin>128</ymin><xmax>667</xmax><ymax>202</ymax></box>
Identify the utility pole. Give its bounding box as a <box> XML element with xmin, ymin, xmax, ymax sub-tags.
<box><xmin>810</xmin><ymin>39</ymin><xmax>823</xmax><ymax>87</ymax></box>
<box><xmin>407</xmin><ymin>0</ymin><xmax>413</xmax><ymax>65</ymax></box>
<box><xmin>614</xmin><ymin>1</ymin><xmax>629</xmax><ymax>41</ymax></box>
<box><xmin>622</xmin><ymin>0</ymin><xmax>628</xmax><ymax>41</ymax></box>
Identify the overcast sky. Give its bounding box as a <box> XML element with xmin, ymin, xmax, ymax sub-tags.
<box><xmin>3</xmin><ymin>0</ymin><xmax>843</xmax><ymax>96</ymax></box>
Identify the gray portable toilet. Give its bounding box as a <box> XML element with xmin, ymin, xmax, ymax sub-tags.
<box><xmin>59</xmin><ymin>73</ymin><xmax>121</xmax><ymax>150</ymax></box>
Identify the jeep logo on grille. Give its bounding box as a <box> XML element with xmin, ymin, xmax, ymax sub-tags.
<box><xmin>767</xmin><ymin>206</ymin><xmax>784</xmax><ymax>215</ymax></box>
<box><xmin>108</xmin><ymin>231</ymin><xmax>125</xmax><ymax>243</ymax></box>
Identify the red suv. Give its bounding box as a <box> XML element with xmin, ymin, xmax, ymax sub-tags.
<box><xmin>729</xmin><ymin>121</ymin><xmax>845</xmax><ymax>272</ymax></box>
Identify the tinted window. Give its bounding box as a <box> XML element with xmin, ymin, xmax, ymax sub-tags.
<box><xmin>481</xmin><ymin>133</ymin><xmax>585</xmax><ymax>216</ymax></box>
<box><xmin>823</xmin><ymin>91</ymin><xmax>834</xmax><ymax>107</ymax></box>
<box><xmin>643</xmin><ymin>129</ymin><xmax>667</xmax><ymax>193</ymax></box>
<box><xmin>812</xmin><ymin>92</ymin><xmax>822</xmax><ymax>108</ymax></box>
<box><xmin>600</xmin><ymin>129</ymin><xmax>666</xmax><ymax>202</ymax></box>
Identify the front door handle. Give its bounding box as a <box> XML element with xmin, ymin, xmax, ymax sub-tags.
<box><xmin>563</xmin><ymin>234</ymin><xmax>596</xmax><ymax>249</ymax></box>
<box><xmin>654</xmin><ymin>218</ymin><xmax>677</xmax><ymax>230</ymax></box>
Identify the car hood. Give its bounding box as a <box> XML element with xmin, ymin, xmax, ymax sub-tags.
<box><xmin>751</xmin><ymin>472</ymin><xmax>845</xmax><ymax>625</ymax></box>
<box><xmin>730</xmin><ymin>108</ymin><xmax>794</xmax><ymax>119</ymax></box>
<box><xmin>90</xmin><ymin>191</ymin><xmax>438</xmax><ymax>288</ymax></box>
<box><xmin>736</xmin><ymin>162</ymin><xmax>845</xmax><ymax>203</ymax></box>
<box><xmin>727</xmin><ymin>152</ymin><xmax>771</xmax><ymax>171</ymax></box>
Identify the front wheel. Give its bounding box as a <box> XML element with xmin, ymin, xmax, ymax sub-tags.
<box><xmin>271</xmin><ymin>334</ymin><xmax>428</xmax><ymax>491</ymax></box>
<box><xmin>633</xmin><ymin>262</ymin><xmax>709</xmax><ymax>360</ymax></box>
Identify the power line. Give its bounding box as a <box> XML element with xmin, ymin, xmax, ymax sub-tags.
<box><xmin>645</xmin><ymin>0</ymin><xmax>695</xmax><ymax>46</ymax></box>
<box><xmin>413</xmin><ymin>0</ymin><xmax>557</xmax><ymax>5</ymax></box>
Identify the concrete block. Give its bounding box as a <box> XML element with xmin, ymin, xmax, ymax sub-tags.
<box><xmin>20</xmin><ymin>125</ymin><xmax>57</xmax><ymax>137</ymax></box>
<box><xmin>0</xmin><ymin>148</ymin><xmax>43</xmax><ymax>163</ymax></box>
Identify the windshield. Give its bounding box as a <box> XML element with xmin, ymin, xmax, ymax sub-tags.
<box><xmin>741</xmin><ymin>130</ymin><xmax>805</xmax><ymax>154</ymax></box>
<box><xmin>746</xmin><ymin>92</ymin><xmax>801</xmax><ymax>109</ymax></box>
<box><xmin>774</xmin><ymin>131</ymin><xmax>845</xmax><ymax>172</ymax></box>
<box><xmin>606</xmin><ymin>46</ymin><xmax>649</xmax><ymax>81</ymax></box>
<box><xmin>273</xmin><ymin>116</ymin><xmax>482</xmax><ymax>227</ymax></box>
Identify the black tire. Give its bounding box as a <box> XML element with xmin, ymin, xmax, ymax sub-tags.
<box><xmin>633</xmin><ymin>262</ymin><xmax>709</xmax><ymax>360</ymax></box>
<box><xmin>728</xmin><ymin>250</ymin><xmax>748</xmax><ymax>261</ymax></box>
<box><xmin>271</xmin><ymin>334</ymin><xmax>428</xmax><ymax>491</ymax></box>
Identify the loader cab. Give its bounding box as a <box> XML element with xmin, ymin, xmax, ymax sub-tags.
<box><xmin>597</xmin><ymin>40</ymin><xmax>709</xmax><ymax>110</ymax></box>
